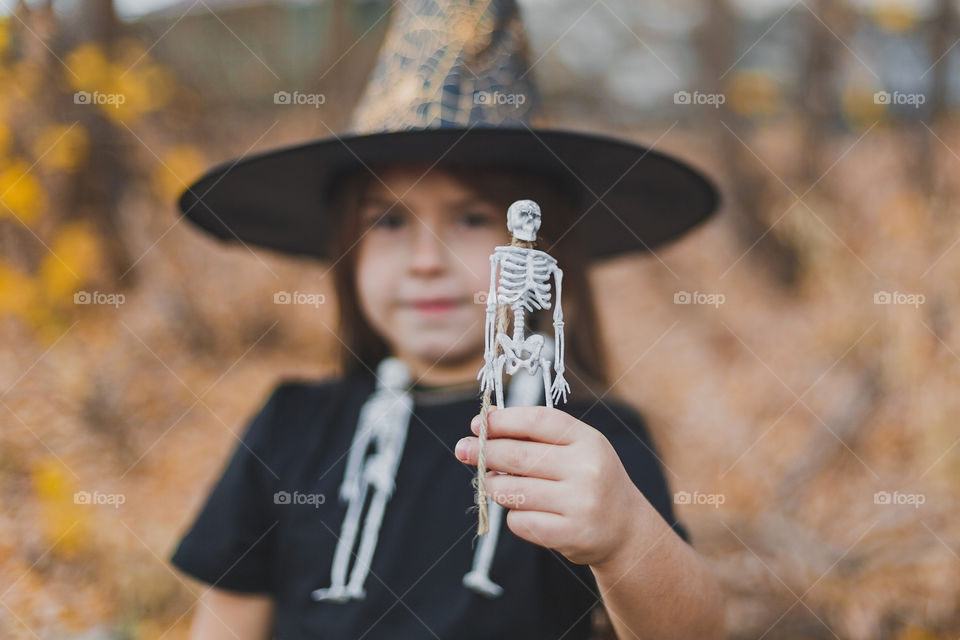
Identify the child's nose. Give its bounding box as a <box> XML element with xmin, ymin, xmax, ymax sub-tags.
<box><xmin>409</xmin><ymin>225</ymin><xmax>448</xmax><ymax>274</ymax></box>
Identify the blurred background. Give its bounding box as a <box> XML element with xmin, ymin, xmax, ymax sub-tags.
<box><xmin>1</xmin><ymin>0</ymin><xmax>958</xmax><ymax>637</ymax></box>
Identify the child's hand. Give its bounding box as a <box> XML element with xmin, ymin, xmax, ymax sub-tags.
<box><xmin>455</xmin><ymin>405</ymin><xmax>653</xmax><ymax>570</ymax></box>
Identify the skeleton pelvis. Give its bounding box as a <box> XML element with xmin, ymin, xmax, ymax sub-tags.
<box><xmin>496</xmin><ymin>333</ymin><xmax>547</xmax><ymax>375</ymax></box>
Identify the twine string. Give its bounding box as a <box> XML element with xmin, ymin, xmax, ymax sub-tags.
<box><xmin>474</xmin><ymin>235</ymin><xmax>534</xmax><ymax>536</ymax></box>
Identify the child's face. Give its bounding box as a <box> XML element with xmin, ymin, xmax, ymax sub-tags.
<box><xmin>354</xmin><ymin>166</ymin><xmax>511</xmax><ymax>382</ymax></box>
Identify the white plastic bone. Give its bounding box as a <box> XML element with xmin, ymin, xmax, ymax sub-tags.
<box><xmin>462</xmin><ymin>335</ymin><xmax>553</xmax><ymax>598</ymax></box>
<box><xmin>312</xmin><ymin>358</ymin><xmax>413</xmax><ymax>602</ymax></box>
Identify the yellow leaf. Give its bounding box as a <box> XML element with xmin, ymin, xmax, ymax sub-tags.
<box><xmin>0</xmin><ymin>159</ymin><xmax>46</xmax><ymax>224</ymax></box>
<box><xmin>0</xmin><ymin>261</ymin><xmax>36</xmax><ymax>318</ymax></box>
<box><xmin>104</xmin><ymin>65</ymin><xmax>152</xmax><ymax>123</ymax></box>
<box><xmin>32</xmin><ymin>123</ymin><xmax>90</xmax><ymax>172</ymax></box>
<box><xmin>725</xmin><ymin>71</ymin><xmax>781</xmax><ymax>118</ymax></box>
<box><xmin>154</xmin><ymin>145</ymin><xmax>206</xmax><ymax>202</ymax></box>
<box><xmin>0</xmin><ymin>16</ymin><xmax>9</xmax><ymax>55</ymax></box>
<box><xmin>871</xmin><ymin>3</ymin><xmax>918</xmax><ymax>33</ymax></box>
<box><xmin>841</xmin><ymin>86</ymin><xmax>887</xmax><ymax>128</ymax></box>
<box><xmin>0</xmin><ymin>121</ymin><xmax>10</xmax><ymax>157</ymax></box>
<box><xmin>65</xmin><ymin>42</ymin><xmax>111</xmax><ymax>92</ymax></box>
<box><xmin>31</xmin><ymin>457</ymin><xmax>88</xmax><ymax>557</ymax></box>
<box><xmin>38</xmin><ymin>221</ymin><xmax>102</xmax><ymax>300</ymax></box>
<box><xmin>12</xmin><ymin>59</ymin><xmax>42</xmax><ymax>102</ymax></box>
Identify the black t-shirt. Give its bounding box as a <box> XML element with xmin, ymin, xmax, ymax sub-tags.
<box><xmin>169</xmin><ymin>369</ymin><xmax>688</xmax><ymax>639</ymax></box>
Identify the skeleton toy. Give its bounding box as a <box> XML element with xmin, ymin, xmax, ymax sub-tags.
<box><xmin>312</xmin><ymin>357</ymin><xmax>413</xmax><ymax>602</ymax></box>
<box><xmin>477</xmin><ymin>199</ymin><xmax>570</xmax><ymax>407</ymax></box>
<box><xmin>471</xmin><ymin>199</ymin><xmax>570</xmax><ymax>546</ymax></box>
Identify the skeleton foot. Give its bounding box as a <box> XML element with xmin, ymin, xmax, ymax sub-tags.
<box><xmin>462</xmin><ymin>569</ymin><xmax>504</xmax><ymax>598</ymax></box>
<box><xmin>463</xmin><ymin>499</ymin><xmax>505</xmax><ymax>598</ymax></box>
<box><xmin>312</xmin><ymin>584</ymin><xmax>366</xmax><ymax>602</ymax></box>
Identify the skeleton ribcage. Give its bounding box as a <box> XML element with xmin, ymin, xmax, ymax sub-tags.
<box><xmin>496</xmin><ymin>247</ymin><xmax>555</xmax><ymax>312</ymax></box>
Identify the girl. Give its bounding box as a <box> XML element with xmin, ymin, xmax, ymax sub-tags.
<box><xmin>170</xmin><ymin>1</ymin><xmax>723</xmax><ymax>638</ymax></box>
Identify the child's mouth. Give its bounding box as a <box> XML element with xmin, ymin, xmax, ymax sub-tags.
<box><xmin>410</xmin><ymin>298</ymin><xmax>462</xmax><ymax>314</ymax></box>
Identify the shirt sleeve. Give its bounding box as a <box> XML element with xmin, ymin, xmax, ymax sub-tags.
<box><xmin>169</xmin><ymin>383</ymin><xmax>289</xmax><ymax>594</ymax></box>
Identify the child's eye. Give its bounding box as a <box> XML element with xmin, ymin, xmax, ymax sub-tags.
<box><xmin>369</xmin><ymin>212</ymin><xmax>404</xmax><ymax>229</ymax></box>
<box><xmin>460</xmin><ymin>212</ymin><xmax>495</xmax><ymax>227</ymax></box>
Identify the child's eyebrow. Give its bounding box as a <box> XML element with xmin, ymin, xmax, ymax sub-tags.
<box><xmin>359</xmin><ymin>195</ymin><xmax>495</xmax><ymax>213</ymax></box>
<box><xmin>359</xmin><ymin>196</ymin><xmax>402</xmax><ymax>209</ymax></box>
<box><xmin>358</xmin><ymin>197</ymin><xmax>410</xmax><ymax>220</ymax></box>
<box><xmin>445</xmin><ymin>196</ymin><xmax>496</xmax><ymax>211</ymax></box>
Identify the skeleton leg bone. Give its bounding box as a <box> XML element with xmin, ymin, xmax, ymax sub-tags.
<box><xmin>541</xmin><ymin>358</ymin><xmax>553</xmax><ymax>409</ymax></box>
<box><xmin>343</xmin><ymin>482</ymin><xmax>392</xmax><ymax>599</ymax></box>
<box><xmin>312</xmin><ymin>357</ymin><xmax>412</xmax><ymax>603</ymax></box>
<box><xmin>312</xmin><ymin>480</ymin><xmax>370</xmax><ymax>601</ymax></box>
<box><xmin>462</xmin><ymin>351</ymin><xmax>549</xmax><ymax>598</ymax></box>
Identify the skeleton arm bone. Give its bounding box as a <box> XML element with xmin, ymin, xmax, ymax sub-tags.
<box><xmin>339</xmin><ymin>405</ymin><xmax>375</xmax><ymax>503</ymax></box>
<box><xmin>477</xmin><ymin>252</ymin><xmax>499</xmax><ymax>393</ymax></box>
<box><xmin>550</xmin><ymin>265</ymin><xmax>570</xmax><ymax>405</ymax></box>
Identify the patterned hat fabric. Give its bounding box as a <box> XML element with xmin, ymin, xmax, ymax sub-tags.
<box><xmin>178</xmin><ymin>0</ymin><xmax>720</xmax><ymax>262</ymax></box>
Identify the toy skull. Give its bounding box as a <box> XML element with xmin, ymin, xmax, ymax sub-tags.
<box><xmin>506</xmin><ymin>199</ymin><xmax>541</xmax><ymax>242</ymax></box>
<box><xmin>378</xmin><ymin>357</ymin><xmax>411</xmax><ymax>389</ymax></box>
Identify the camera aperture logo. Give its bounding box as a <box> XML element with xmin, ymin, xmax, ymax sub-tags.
<box><xmin>274</xmin><ymin>291</ymin><xmax>326</xmax><ymax>308</ymax></box>
<box><xmin>874</xmin><ymin>490</ymin><xmax>924</xmax><ymax>509</ymax></box>
<box><xmin>74</xmin><ymin>290</ymin><xmax>125</xmax><ymax>308</ymax></box>
<box><xmin>874</xmin><ymin>290</ymin><xmax>924</xmax><ymax>309</ymax></box>
<box><xmin>74</xmin><ymin>90</ymin><xmax>126</xmax><ymax>108</ymax></box>
<box><xmin>274</xmin><ymin>490</ymin><xmax>326</xmax><ymax>508</ymax></box>
<box><xmin>274</xmin><ymin>90</ymin><xmax>326</xmax><ymax>108</ymax></box>
<box><xmin>490</xmin><ymin>490</ymin><xmax>525</xmax><ymax>507</ymax></box>
<box><xmin>674</xmin><ymin>90</ymin><xmax>725</xmax><ymax>108</ymax></box>
<box><xmin>674</xmin><ymin>290</ymin><xmax>725</xmax><ymax>308</ymax></box>
<box><xmin>474</xmin><ymin>90</ymin><xmax>526</xmax><ymax>108</ymax></box>
<box><xmin>873</xmin><ymin>91</ymin><xmax>925</xmax><ymax>108</ymax></box>
<box><xmin>674</xmin><ymin>490</ymin><xmax>725</xmax><ymax>508</ymax></box>
<box><xmin>74</xmin><ymin>490</ymin><xmax>126</xmax><ymax>509</ymax></box>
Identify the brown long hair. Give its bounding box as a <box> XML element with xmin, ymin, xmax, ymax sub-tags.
<box><xmin>324</xmin><ymin>161</ymin><xmax>609</xmax><ymax>398</ymax></box>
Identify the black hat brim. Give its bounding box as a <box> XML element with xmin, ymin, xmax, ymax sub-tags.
<box><xmin>177</xmin><ymin>126</ymin><xmax>720</xmax><ymax>263</ymax></box>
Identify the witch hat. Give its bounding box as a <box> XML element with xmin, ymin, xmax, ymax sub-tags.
<box><xmin>177</xmin><ymin>0</ymin><xmax>720</xmax><ymax>262</ymax></box>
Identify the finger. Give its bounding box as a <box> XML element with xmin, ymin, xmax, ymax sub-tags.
<box><xmin>456</xmin><ymin>436</ymin><xmax>566</xmax><ymax>480</ymax></box>
<box><xmin>484</xmin><ymin>474</ymin><xmax>566</xmax><ymax>513</ymax></box>
<box><xmin>505</xmin><ymin>509</ymin><xmax>568</xmax><ymax>549</ymax></box>
<box><xmin>469</xmin><ymin>405</ymin><xmax>580</xmax><ymax>445</ymax></box>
